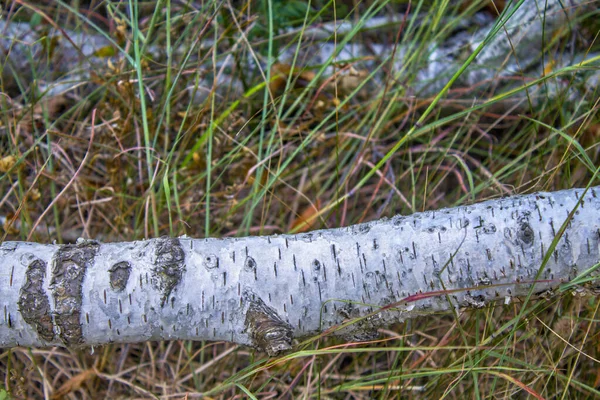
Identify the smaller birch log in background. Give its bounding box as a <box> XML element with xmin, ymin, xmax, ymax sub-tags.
<box><xmin>1</xmin><ymin>0</ymin><xmax>598</xmax><ymax>109</ymax></box>
<box><xmin>1</xmin><ymin>185</ymin><xmax>599</xmax><ymax>355</ymax></box>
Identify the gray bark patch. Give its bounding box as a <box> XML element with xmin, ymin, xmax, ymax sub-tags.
<box><xmin>152</xmin><ymin>237</ymin><xmax>185</xmax><ymax>307</ymax></box>
<box><xmin>518</xmin><ymin>222</ymin><xmax>535</xmax><ymax>246</ymax></box>
<box><xmin>51</xmin><ymin>241</ymin><xmax>99</xmax><ymax>346</ymax></box>
<box><xmin>18</xmin><ymin>259</ymin><xmax>55</xmax><ymax>342</ymax></box>
<box><xmin>109</xmin><ymin>261</ymin><xmax>131</xmax><ymax>292</ymax></box>
<box><xmin>243</xmin><ymin>291</ymin><xmax>293</xmax><ymax>356</ymax></box>
<box><xmin>335</xmin><ymin>302</ymin><xmax>381</xmax><ymax>341</ymax></box>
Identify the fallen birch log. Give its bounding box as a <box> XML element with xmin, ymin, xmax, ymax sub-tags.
<box><xmin>1</xmin><ymin>186</ymin><xmax>599</xmax><ymax>355</ymax></box>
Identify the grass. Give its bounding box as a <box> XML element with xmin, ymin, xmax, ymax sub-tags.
<box><xmin>1</xmin><ymin>0</ymin><xmax>600</xmax><ymax>398</ymax></box>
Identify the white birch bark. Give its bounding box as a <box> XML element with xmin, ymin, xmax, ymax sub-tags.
<box><xmin>1</xmin><ymin>186</ymin><xmax>599</xmax><ymax>355</ymax></box>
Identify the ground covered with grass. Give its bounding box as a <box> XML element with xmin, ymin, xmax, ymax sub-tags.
<box><xmin>1</xmin><ymin>0</ymin><xmax>600</xmax><ymax>398</ymax></box>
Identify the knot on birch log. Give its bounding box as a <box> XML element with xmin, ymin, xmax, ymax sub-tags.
<box><xmin>243</xmin><ymin>291</ymin><xmax>293</xmax><ymax>356</ymax></box>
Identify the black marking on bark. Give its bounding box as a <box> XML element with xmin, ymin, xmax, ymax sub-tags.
<box><xmin>540</xmin><ymin>243</ymin><xmax>545</xmax><ymax>259</ymax></box>
<box><xmin>482</xmin><ymin>223</ymin><xmax>496</xmax><ymax>234</ymax></box>
<box><xmin>244</xmin><ymin>256</ymin><xmax>257</xmax><ymax>272</ymax></box>
<box><xmin>312</xmin><ymin>259</ymin><xmax>321</xmax><ymax>272</ymax></box>
<box><xmin>392</xmin><ymin>215</ymin><xmax>404</xmax><ymax>226</ymax></box>
<box><xmin>18</xmin><ymin>259</ymin><xmax>55</xmax><ymax>342</ymax></box>
<box><xmin>587</xmin><ymin>238</ymin><xmax>591</xmax><ymax>254</ymax></box>
<box><xmin>51</xmin><ymin>241</ymin><xmax>99</xmax><ymax>347</ymax></box>
<box><xmin>203</xmin><ymin>254</ymin><xmax>219</xmax><ymax>270</ymax></box>
<box><xmin>151</xmin><ymin>237</ymin><xmax>186</xmax><ymax>308</ymax></box>
<box><xmin>535</xmin><ymin>204</ymin><xmax>542</xmax><ymax>221</ymax></box>
<box><xmin>517</xmin><ymin>221</ymin><xmax>534</xmax><ymax>246</ymax></box>
<box><xmin>243</xmin><ymin>290</ymin><xmax>293</xmax><ymax>356</ymax></box>
<box><xmin>549</xmin><ymin>219</ymin><xmax>556</xmax><ymax>236</ymax></box>
<box><xmin>109</xmin><ymin>261</ymin><xmax>131</xmax><ymax>292</ymax></box>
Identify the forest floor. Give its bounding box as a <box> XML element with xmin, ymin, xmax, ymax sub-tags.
<box><xmin>1</xmin><ymin>0</ymin><xmax>600</xmax><ymax>398</ymax></box>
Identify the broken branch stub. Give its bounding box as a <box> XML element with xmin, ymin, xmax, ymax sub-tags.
<box><xmin>1</xmin><ymin>186</ymin><xmax>600</xmax><ymax>355</ymax></box>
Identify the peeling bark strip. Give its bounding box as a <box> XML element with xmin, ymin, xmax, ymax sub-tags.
<box><xmin>1</xmin><ymin>187</ymin><xmax>600</xmax><ymax>353</ymax></box>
